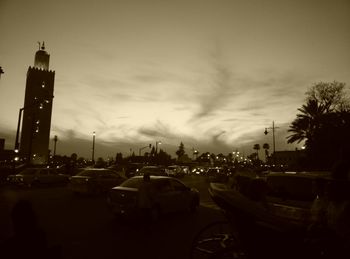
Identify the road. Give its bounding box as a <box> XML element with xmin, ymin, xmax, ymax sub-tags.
<box><xmin>0</xmin><ymin>175</ymin><xmax>226</xmax><ymax>259</ymax></box>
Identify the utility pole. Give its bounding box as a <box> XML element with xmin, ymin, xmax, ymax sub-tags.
<box><xmin>92</xmin><ymin>131</ymin><xmax>96</xmax><ymax>164</ymax></box>
<box><xmin>139</xmin><ymin>144</ymin><xmax>151</xmax><ymax>156</ymax></box>
<box><xmin>264</xmin><ymin>121</ymin><xmax>279</xmax><ymax>164</ymax></box>
<box><xmin>0</xmin><ymin>66</ymin><xmax>4</xmax><ymax>78</ymax></box>
<box><xmin>53</xmin><ymin>135</ymin><xmax>58</xmax><ymax>156</ymax></box>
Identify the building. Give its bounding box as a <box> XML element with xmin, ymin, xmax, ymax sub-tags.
<box><xmin>268</xmin><ymin>149</ymin><xmax>306</xmax><ymax>170</ymax></box>
<box><xmin>0</xmin><ymin>138</ymin><xmax>15</xmax><ymax>164</ymax></box>
<box><xmin>19</xmin><ymin>42</ymin><xmax>55</xmax><ymax>164</ymax></box>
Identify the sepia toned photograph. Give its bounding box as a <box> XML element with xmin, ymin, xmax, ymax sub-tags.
<box><xmin>1</xmin><ymin>0</ymin><xmax>349</xmax><ymax>258</ymax></box>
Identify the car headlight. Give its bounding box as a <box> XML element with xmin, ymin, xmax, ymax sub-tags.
<box><xmin>85</xmin><ymin>178</ymin><xmax>89</xmax><ymax>182</ymax></box>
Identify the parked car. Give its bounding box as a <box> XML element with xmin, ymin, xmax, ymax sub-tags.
<box><xmin>7</xmin><ymin>167</ymin><xmax>70</xmax><ymax>187</ymax></box>
<box><xmin>107</xmin><ymin>176</ymin><xmax>200</xmax><ymax>220</ymax></box>
<box><xmin>124</xmin><ymin>163</ymin><xmax>144</xmax><ymax>178</ymax></box>
<box><xmin>166</xmin><ymin>165</ymin><xmax>185</xmax><ymax>178</ymax></box>
<box><xmin>206</xmin><ymin>167</ymin><xmax>229</xmax><ymax>183</ymax></box>
<box><xmin>191</xmin><ymin>166</ymin><xmax>207</xmax><ymax>175</ymax></box>
<box><xmin>69</xmin><ymin>168</ymin><xmax>126</xmax><ymax>195</ymax></box>
<box><xmin>136</xmin><ymin>166</ymin><xmax>167</xmax><ymax>176</ymax></box>
<box><xmin>264</xmin><ymin>171</ymin><xmax>333</xmax><ymax>202</ymax></box>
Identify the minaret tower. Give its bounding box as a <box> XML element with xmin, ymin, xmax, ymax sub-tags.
<box><xmin>20</xmin><ymin>42</ymin><xmax>55</xmax><ymax>164</ymax></box>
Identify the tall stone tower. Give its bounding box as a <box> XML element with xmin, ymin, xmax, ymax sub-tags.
<box><xmin>20</xmin><ymin>42</ymin><xmax>55</xmax><ymax>164</ymax></box>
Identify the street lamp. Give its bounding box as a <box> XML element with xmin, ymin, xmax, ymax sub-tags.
<box><xmin>92</xmin><ymin>131</ymin><xmax>96</xmax><ymax>164</ymax></box>
<box><xmin>155</xmin><ymin>141</ymin><xmax>162</xmax><ymax>154</ymax></box>
<box><xmin>139</xmin><ymin>144</ymin><xmax>151</xmax><ymax>156</ymax></box>
<box><xmin>14</xmin><ymin>107</ymin><xmax>25</xmax><ymax>151</ymax></box>
<box><xmin>53</xmin><ymin>135</ymin><xmax>58</xmax><ymax>156</ymax></box>
<box><xmin>264</xmin><ymin>121</ymin><xmax>279</xmax><ymax>154</ymax></box>
<box><xmin>264</xmin><ymin>121</ymin><xmax>279</xmax><ymax>164</ymax></box>
<box><xmin>192</xmin><ymin>148</ymin><xmax>198</xmax><ymax>160</ymax></box>
<box><xmin>0</xmin><ymin>66</ymin><xmax>4</xmax><ymax>78</ymax></box>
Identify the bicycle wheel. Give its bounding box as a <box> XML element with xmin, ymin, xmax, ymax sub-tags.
<box><xmin>190</xmin><ymin>220</ymin><xmax>247</xmax><ymax>259</ymax></box>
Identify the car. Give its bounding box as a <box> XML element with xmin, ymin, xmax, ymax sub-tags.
<box><xmin>191</xmin><ymin>166</ymin><xmax>207</xmax><ymax>175</ymax></box>
<box><xmin>263</xmin><ymin>171</ymin><xmax>333</xmax><ymax>202</ymax></box>
<box><xmin>69</xmin><ymin>168</ymin><xmax>126</xmax><ymax>195</ymax></box>
<box><xmin>206</xmin><ymin>167</ymin><xmax>229</xmax><ymax>183</ymax></box>
<box><xmin>136</xmin><ymin>166</ymin><xmax>167</xmax><ymax>176</ymax></box>
<box><xmin>165</xmin><ymin>165</ymin><xmax>185</xmax><ymax>178</ymax></box>
<box><xmin>107</xmin><ymin>176</ymin><xmax>200</xmax><ymax>220</ymax></box>
<box><xmin>6</xmin><ymin>167</ymin><xmax>70</xmax><ymax>187</ymax></box>
<box><xmin>124</xmin><ymin>163</ymin><xmax>144</xmax><ymax>178</ymax></box>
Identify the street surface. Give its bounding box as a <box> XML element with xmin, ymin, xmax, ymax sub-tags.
<box><xmin>0</xmin><ymin>175</ymin><xmax>226</xmax><ymax>259</ymax></box>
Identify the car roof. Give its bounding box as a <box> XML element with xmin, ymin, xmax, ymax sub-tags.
<box><xmin>266</xmin><ymin>171</ymin><xmax>332</xmax><ymax>179</ymax></box>
<box><xmin>131</xmin><ymin>175</ymin><xmax>177</xmax><ymax>180</ymax></box>
<box><xmin>81</xmin><ymin>168</ymin><xmax>113</xmax><ymax>171</ymax></box>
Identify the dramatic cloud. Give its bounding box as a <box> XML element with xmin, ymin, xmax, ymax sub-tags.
<box><xmin>1</xmin><ymin>0</ymin><xmax>349</xmax><ymax>158</ymax></box>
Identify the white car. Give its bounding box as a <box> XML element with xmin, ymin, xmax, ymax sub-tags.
<box><xmin>7</xmin><ymin>167</ymin><xmax>70</xmax><ymax>187</ymax></box>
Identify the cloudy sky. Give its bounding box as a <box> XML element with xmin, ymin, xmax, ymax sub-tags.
<box><xmin>0</xmin><ymin>0</ymin><xmax>350</xmax><ymax>159</ymax></box>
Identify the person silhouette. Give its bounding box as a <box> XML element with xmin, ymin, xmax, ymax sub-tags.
<box><xmin>0</xmin><ymin>200</ymin><xmax>48</xmax><ymax>259</ymax></box>
<box><xmin>138</xmin><ymin>172</ymin><xmax>155</xmax><ymax>225</ymax></box>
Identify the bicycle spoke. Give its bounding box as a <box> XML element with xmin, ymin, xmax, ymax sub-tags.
<box><xmin>190</xmin><ymin>221</ymin><xmax>246</xmax><ymax>259</ymax></box>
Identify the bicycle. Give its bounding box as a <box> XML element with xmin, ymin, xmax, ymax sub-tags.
<box><xmin>190</xmin><ymin>181</ymin><xmax>336</xmax><ymax>259</ymax></box>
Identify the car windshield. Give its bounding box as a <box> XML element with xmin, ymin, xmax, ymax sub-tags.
<box><xmin>139</xmin><ymin>167</ymin><xmax>162</xmax><ymax>174</ymax></box>
<box><xmin>120</xmin><ymin>178</ymin><xmax>144</xmax><ymax>188</ymax></box>
<box><xmin>19</xmin><ymin>168</ymin><xmax>37</xmax><ymax>175</ymax></box>
<box><xmin>207</xmin><ymin>169</ymin><xmax>223</xmax><ymax>175</ymax></box>
<box><xmin>77</xmin><ymin>170</ymin><xmax>101</xmax><ymax>177</ymax></box>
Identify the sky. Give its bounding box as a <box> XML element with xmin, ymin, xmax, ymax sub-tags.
<box><xmin>1</xmin><ymin>0</ymin><xmax>350</xmax><ymax>160</ymax></box>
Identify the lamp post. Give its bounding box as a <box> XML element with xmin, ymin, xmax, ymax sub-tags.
<box><xmin>92</xmin><ymin>131</ymin><xmax>96</xmax><ymax>164</ymax></box>
<box><xmin>53</xmin><ymin>135</ymin><xmax>58</xmax><ymax>156</ymax></box>
<box><xmin>14</xmin><ymin>107</ymin><xmax>25</xmax><ymax>151</ymax></box>
<box><xmin>139</xmin><ymin>144</ymin><xmax>151</xmax><ymax>156</ymax></box>
<box><xmin>192</xmin><ymin>148</ymin><xmax>198</xmax><ymax>160</ymax></box>
<box><xmin>264</xmin><ymin>121</ymin><xmax>279</xmax><ymax>164</ymax></box>
<box><xmin>155</xmin><ymin>141</ymin><xmax>162</xmax><ymax>154</ymax></box>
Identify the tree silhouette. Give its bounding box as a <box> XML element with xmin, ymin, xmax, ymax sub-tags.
<box><xmin>287</xmin><ymin>99</ymin><xmax>326</xmax><ymax>145</ymax></box>
<box><xmin>263</xmin><ymin>143</ymin><xmax>270</xmax><ymax>161</ymax></box>
<box><xmin>253</xmin><ymin>144</ymin><xmax>260</xmax><ymax>160</ymax></box>
<box><xmin>176</xmin><ymin>142</ymin><xmax>185</xmax><ymax>158</ymax></box>
<box><xmin>287</xmin><ymin>81</ymin><xmax>350</xmax><ymax>169</ymax></box>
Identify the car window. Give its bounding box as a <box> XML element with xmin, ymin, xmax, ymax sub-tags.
<box><xmin>20</xmin><ymin>168</ymin><xmax>37</xmax><ymax>175</ymax></box>
<box><xmin>120</xmin><ymin>178</ymin><xmax>143</xmax><ymax>188</ymax></box>
<box><xmin>170</xmin><ymin>179</ymin><xmax>187</xmax><ymax>191</ymax></box>
<box><xmin>77</xmin><ymin>170</ymin><xmax>100</xmax><ymax>177</ymax></box>
<box><xmin>140</xmin><ymin>167</ymin><xmax>160</xmax><ymax>174</ymax></box>
<box><xmin>100</xmin><ymin>171</ymin><xmax>118</xmax><ymax>178</ymax></box>
<box><xmin>154</xmin><ymin>179</ymin><xmax>173</xmax><ymax>193</ymax></box>
<box><xmin>48</xmin><ymin>169</ymin><xmax>57</xmax><ymax>175</ymax></box>
<box><xmin>266</xmin><ymin>175</ymin><xmax>315</xmax><ymax>201</ymax></box>
<box><xmin>40</xmin><ymin>169</ymin><xmax>49</xmax><ymax>175</ymax></box>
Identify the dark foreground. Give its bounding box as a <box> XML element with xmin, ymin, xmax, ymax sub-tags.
<box><xmin>0</xmin><ymin>176</ymin><xmax>225</xmax><ymax>259</ymax></box>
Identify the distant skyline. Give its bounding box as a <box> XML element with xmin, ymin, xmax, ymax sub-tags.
<box><xmin>1</xmin><ymin>0</ymin><xmax>350</xmax><ymax>159</ymax></box>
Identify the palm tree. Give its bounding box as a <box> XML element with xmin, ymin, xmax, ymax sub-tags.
<box><xmin>263</xmin><ymin>143</ymin><xmax>270</xmax><ymax>161</ymax></box>
<box><xmin>287</xmin><ymin>99</ymin><xmax>326</xmax><ymax>146</ymax></box>
<box><xmin>253</xmin><ymin>144</ymin><xmax>260</xmax><ymax>160</ymax></box>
